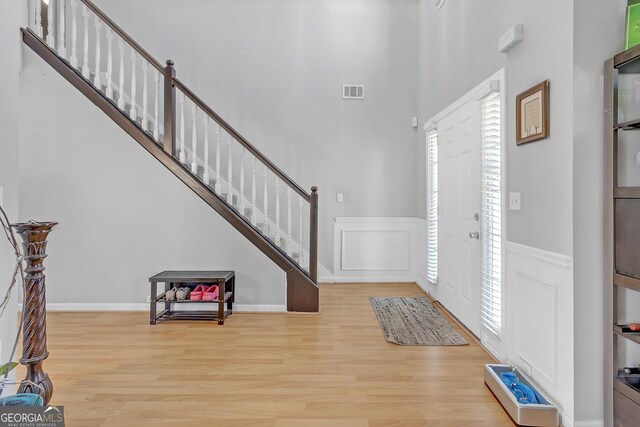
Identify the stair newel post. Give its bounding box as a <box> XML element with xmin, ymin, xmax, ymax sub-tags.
<box><xmin>309</xmin><ymin>186</ymin><xmax>318</xmax><ymax>283</ymax></box>
<box><xmin>57</xmin><ymin>0</ymin><xmax>66</xmax><ymax>57</ymax></box>
<box><xmin>286</xmin><ymin>187</ymin><xmax>292</xmax><ymax>256</ymax></box>
<box><xmin>11</xmin><ymin>221</ymin><xmax>58</xmax><ymax>405</ymax></box>
<box><xmin>142</xmin><ymin>61</ymin><xmax>148</xmax><ymax>131</ymax></box>
<box><xmin>153</xmin><ymin>70</ymin><xmax>160</xmax><ymax>141</ymax></box>
<box><xmin>214</xmin><ymin>125</ymin><xmax>221</xmax><ymax>193</ymax></box>
<box><xmin>191</xmin><ymin>104</ymin><xmax>198</xmax><ymax>173</ymax></box>
<box><xmin>227</xmin><ymin>136</ymin><xmax>233</xmax><ymax>205</ymax></box>
<box><xmin>92</xmin><ymin>17</ymin><xmax>101</xmax><ymax>88</ymax></box>
<box><xmin>35</xmin><ymin>0</ymin><xmax>43</xmax><ymax>38</ymax></box>
<box><xmin>105</xmin><ymin>28</ymin><xmax>114</xmax><ymax>99</ymax></box>
<box><xmin>239</xmin><ymin>147</ymin><xmax>246</xmax><ymax>216</ymax></box>
<box><xmin>68</xmin><ymin>0</ymin><xmax>77</xmax><ymax>67</ymax></box>
<box><xmin>251</xmin><ymin>156</ymin><xmax>257</xmax><ymax>225</ymax></box>
<box><xmin>81</xmin><ymin>3</ymin><xmax>89</xmax><ymax>78</ymax></box>
<box><xmin>178</xmin><ymin>92</ymin><xmax>186</xmax><ymax>163</ymax></box>
<box><xmin>46</xmin><ymin>0</ymin><xmax>55</xmax><ymax>48</ymax></box>
<box><xmin>275</xmin><ymin>177</ymin><xmax>281</xmax><ymax>246</ymax></box>
<box><xmin>203</xmin><ymin>116</ymin><xmax>210</xmax><ymax>185</ymax></box>
<box><xmin>163</xmin><ymin>60</ymin><xmax>176</xmax><ymax>156</ymax></box>
<box><xmin>129</xmin><ymin>49</ymin><xmax>137</xmax><ymax>121</ymax></box>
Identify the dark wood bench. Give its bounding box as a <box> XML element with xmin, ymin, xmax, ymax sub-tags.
<box><xmin>148</xmin><ymin>271</ymin><xmax>235</xmax><ymax>325</ymax></box>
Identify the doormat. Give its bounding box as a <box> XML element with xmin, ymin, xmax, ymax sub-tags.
<box><xmin>369</xmin><ymin>297</ymin><xmax>468</xmax><ymax>346</ymax></box>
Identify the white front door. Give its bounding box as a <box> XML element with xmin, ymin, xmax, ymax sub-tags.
<box><xmin>438</xmin><ymin>100</ymin><xmax>482</xmax><ymax>336</ymax></box>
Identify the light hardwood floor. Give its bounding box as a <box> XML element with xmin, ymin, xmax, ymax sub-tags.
<box><xmin>22</xmin><ymin>283</ymin><xmax>514</xmax><ymax>426</ymax></box>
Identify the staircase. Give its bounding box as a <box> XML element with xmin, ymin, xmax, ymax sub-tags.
<box><xmin>22</xmin><ymin>0</ymin><xmax>319</xmax><ymax>312</ymax></box>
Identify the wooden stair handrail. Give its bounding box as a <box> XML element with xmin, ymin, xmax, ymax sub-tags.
<box><xmin>21</xmin><ymin>27</ymin><xmax>319</xmax><ymax>310</ymax></box>
<box><xmin>172</xmin><ymin>79</ymin><xmax>311</xmax><ymax>202</ymax></box>
<box><xmin>80</xmin><ymin>0</ymin><xmax>164</xmax><ymax>73</ymax></box>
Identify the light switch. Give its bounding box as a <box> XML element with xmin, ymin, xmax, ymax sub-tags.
<box><xmin>0</xmin><ymin>186</ymin><xmax>3</xmax><ymax>207</ymax></box>
<box><xmin>336</xmin><ymin>193</ymin><xmax>344</xmax><ymax>203</ymax></box>
<box><xmin>509</xmin><ymin>192</ymin><xmax>521</xmax><ymax>211</ymax></box>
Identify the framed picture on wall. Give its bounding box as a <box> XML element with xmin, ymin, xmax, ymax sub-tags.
<box><xmin>516</xmin><ymin>80</ymin><xmax>550</xmax><ymax>145</ymax></box>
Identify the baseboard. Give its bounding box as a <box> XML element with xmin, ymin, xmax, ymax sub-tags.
<box><xmin>561</xmin><ymin>416</ymin><xmax>603</xmax><ymax>427</ymax></box>
<box><xmin>234</xmin><ymin>304</ymin><xmax>286</xmax><ymax>313</ymax></box>
<box><xmin>18</xmin><ymin>303</ymin><xmax>287</xmax><ymax>313</ymax></box>
<box><xmin>18</xmin><ymin>303</ymin><xmax>149</xmax><ymax>311</ymax></box>
<box><xmin>330</xmin><ymin>277</ymin><xmax>418</xmax><ymax>283</ymax></box>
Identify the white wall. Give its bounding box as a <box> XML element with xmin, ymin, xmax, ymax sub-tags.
<box><xmin>94</xmin><ymin>0</ymin><xmax>421</xmax><ymax>273</ymax></box>
<box><xmin>0</xmin><ymin>0</ymin><xmax>24</xmax><ymax>393</ymax></box>
<box><xmin>417</xmin><ymin>0</ymin><xmax>626</xmax><ymax>425</ymax></box>
<box><xmin>572</xmin><ymin>1</ymin><xmax>626</xmax><ymax>425</ymax></box>
<box><xmin>19</xmin><ymin>55</ymin><xmax>287</xmax><ymax>309</ymax></box>
<box><xmin>417</xmin><ymin>0</ymin><xmax>574</xmax><ymax>257</ymax></box>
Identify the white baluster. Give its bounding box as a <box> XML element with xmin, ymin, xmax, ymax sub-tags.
<box><xmin>191</xmin><ymin>104</ymin><xmax>198</xmax><ymax>174</ymax></box>
<box><xmin>57</xmin><ymin>0</ymin><xmax>66</xmax><ymax>57</ymax></box>
<box><xmin>81</xmin><ymin>4</ymin><xmax>89</xmax><ymax>78</ymax></box>
<box><xmin>105</xmin><ymin>28</ymin><xmax>113</xmax><ymax>99</ymax></box>
<box><xmin>35</xmin><ymin>0</ymin><xmax>43</xmax><ymax>38</ymax></box>
<box><xmin>214</xmin><ymin>125</ymin><xmax>221</xmax><ymax>193</ymax></box>
<box><xmin>299</xmin><ymin>197</ymin><xmax>304</xmax><ymax>267</ymax></box>
<box><xmin>142</xmin><ymin>61</ymin><xmax>148</xmax><ymax>131</ymax></box>
<box><xmin>239</xmin><ymin>148</ymin><xmax>246</xmax><ymax>216</ymax></box>
<box><xmin>227</xmin><ymin>136</ymin><xmax>233</xmax><ymax>205</ymax></box>
<box><xmin>69</xmin><ymin>0</ymin><xmax>77</xmax><ymax>66</ymax></box>
<box><xmin>251</xmin><ymin>157</ymin><xmax>257</xmax><ymax>226</ymax></box>
<box><xmin>153</xmin><ymin>71</ymin><xmax>160</xmax><ymax>141</ymax></box>
<box><xmin>178</xmin><ymin>93</ymin><xmax>186</xmax><ymax>163</ymax></box>
<box><xmin>275</xmin><ymin>177</ymin><xmax>281</xmax><ymax>246</ymax></box>
<box><xmin>263</xmin><ymin>167</ymin><xmax>269</xmax><ymax>234</ymax></box>
<box><xmin>46</xmin><ymin>0</ymin><xmax>55</xmax><ymax>48</ymax></box>
<box><xmin>287</xmin><ymin>187</ymin><xmax>292</xmax><ymax>256</ymax></box>
<box><xmin>117</xmin><ymin>38</ymin><xmax>125</xmax><ymax>110</ymax></box>
<box><xmin>203</xmin><ymin>116</ymin><xmax>210</xmax><ymax>185</ymax></box>
<box><xmin>93</xmin><ymin>17</ymin><xmax>101</xmax><ymax>88</ymax></box>
<box><xmin>129</xmin><ymin>49</ymin><xmax>137</xmax><ymax>121</ymax></box>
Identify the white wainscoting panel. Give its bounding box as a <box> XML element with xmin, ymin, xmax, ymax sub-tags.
<box><xmin>505</xmin><ymin>241</ymin><xmax>575</xmax><ymax>426</ymax></box>
<box><xmin>333</xmin><ymin>218</ymin><xmax>427</xmax><ymax>283</ymax></box>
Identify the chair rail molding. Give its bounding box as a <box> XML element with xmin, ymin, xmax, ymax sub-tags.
<box><xmin>331</xmin><ymin>217</ymin><xmax>427</xmax><ymax>284</ymax></box>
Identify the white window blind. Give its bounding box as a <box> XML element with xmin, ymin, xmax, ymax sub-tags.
<box><xmin>426</xmin><ymin>130</ymin><xmax>438</xmax><ymax>284</ymax></box>
<box><xmin>480</xmin><ymin>91</ymin><xmax>502</xmax><ymax>336</ymax></box>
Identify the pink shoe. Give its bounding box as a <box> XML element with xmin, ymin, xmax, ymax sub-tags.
<box><xmin>190</xmin><ymin>284</ymin><xmax>206</xmax><ymax>301</ymax></box>
<box><xmin>202</xmin><ymin>285</ymin><xmax>219</xmax><ymax>301</ymax></box>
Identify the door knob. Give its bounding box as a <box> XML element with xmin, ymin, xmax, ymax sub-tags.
<box><xmin>468</xmin><ymin>231</ymin><xmax>480</xmax><ymax>239</ymax></box>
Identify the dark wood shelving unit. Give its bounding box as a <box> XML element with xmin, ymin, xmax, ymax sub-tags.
<box><xmin>614</xmin><ymin>118</ymin><xmax>640</xmax><ymax>131</ymax></box>
<box><xmin>606</xmin><ymin>47</ymin><xmax>640</xmax><ymax>426</ymax></box>
<box><xmin>148</xmin><ymin>271</ymin><xmax>236</xmax><ymax>325</ymax></box>
<box><xmin>614</xmin><ymin>325</ymin><xmax>640</xmax><ymax>345</ymax></box>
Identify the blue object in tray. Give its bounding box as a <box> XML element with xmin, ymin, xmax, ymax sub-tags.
<box><xmin>500</xmin><ymin>371</ymin><xmax>543</xmax><ymax>404</ymax></box>
<box><xmin>0</xmin><ymin>393</ymin><xmax>44</xmax><ymax>406</ymax></box>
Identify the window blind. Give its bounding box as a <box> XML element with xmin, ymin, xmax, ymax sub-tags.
<box><xmin>480</xmin><ymin>92</ymin><xmax>502</xmax><ymax>336</ymax></box>
<box><xmin>426</xmin><ymin>130</ymin><xmax>438</xmax><ymax>285</ymax></box>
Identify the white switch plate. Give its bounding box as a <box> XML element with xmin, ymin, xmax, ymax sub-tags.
<box><xmin>336</xmin><ymin>193</ymin><xmax>344</xmax><ymax>203</ymax></box>
<box><xmin>509</xmin><ymin>192</ymin><xmax>521</xmax><ymax>210</ymax></box>
<box><xmin>0</xmin><ymin>186</ymin><xmax>3</xmax><ymax>207</ymax></box>
<box><xmin>411</xmin><ymin>116</ymin><xmax>418</xmax><ymax>128</ymax></box>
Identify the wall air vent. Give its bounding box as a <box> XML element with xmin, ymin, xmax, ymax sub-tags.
<box><xmin>342</xmin><ymin>84</ymin><xmax>365</xmax><ymax>100</ymax></box>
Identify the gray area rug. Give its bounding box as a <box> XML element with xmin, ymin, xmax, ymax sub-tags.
<box><xmin>369</xmin><ymin>297</ymin><xmax>468</xmax><ymax>346</ymax></box>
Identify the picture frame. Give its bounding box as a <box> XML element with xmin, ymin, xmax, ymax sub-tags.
<box><xmin>516</xmin><ymin>80</ymin><xmax>549</xmax><ymax>145</ymax></box>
